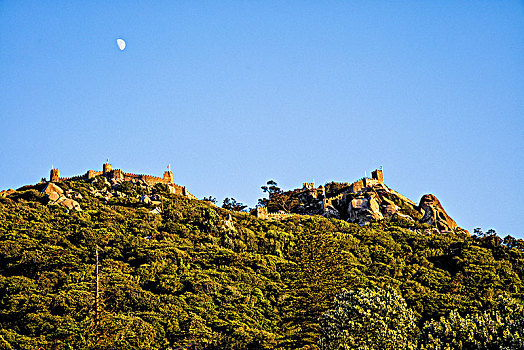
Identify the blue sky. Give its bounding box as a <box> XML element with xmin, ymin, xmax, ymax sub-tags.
<box><xmin>1</xmin><ymin>1</ymin><xmax>523</xmax><ymax>237</ymax></box>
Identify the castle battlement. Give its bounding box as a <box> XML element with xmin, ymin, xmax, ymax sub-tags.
<box><xmin>346</xmin><ymin>168</ymin><xmax>384</xmax><ymax>193</ymax></box>
<box><xmin>327</xmin><ymin>192</ymin><xmax>344</xmax><ymax>201</ymax></box>
<box><xmin>48</xmin><ymin>162</ymin><xmax>192</xmax><ymax>197</ymax></box>
<box><xmin>255</xmin><ymin>207</ymin><xmax>296</xmax><ymax>220</ymax></box>
<box><xmin>302</xmin><ymin>182</ymin><xmax>315</xmax><ymax>190</ymax></box>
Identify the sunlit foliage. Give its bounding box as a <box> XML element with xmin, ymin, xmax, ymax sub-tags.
<box><xmin>0</xmin><ymin>181</ymin><xmax>523</xmax><ymax>349</ymax></box>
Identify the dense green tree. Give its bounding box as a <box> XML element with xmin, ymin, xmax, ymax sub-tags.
<box><xmin>1</xmin><ymin>181</ymin><xmax>524</xmax><ymax>349</ymax></box>
<box><xmin>319</xmin><ymin>287</ymin><xmax>418</xmax><ymax>350</ymax></box>
<box><xmin>153</xmin><ymin>183</ymin><xmax>170</xmax><ymax>195</ymax></box>
<box><xmin>203</xmin><ymin>196</ymin><xmax>217</xmax><ymax>204</ymax></box>
<box><xmin>222</xmin><ymin>197</ymin><xmax>247</xmax><ymax>212</ymax></box>
<box><xmin>258</xmin><ymin>180</ymin><xmax>282</xmax><ymax>208</ymax></box>
<box><xmin>259</xmin><ymin>180</ymin><xmax>299</xmax><ymax>213</ymax></box>
<box><xmin>419</xmin><ymin>295</ymin><xmax>524</xmax><ymax>350</ymax></box>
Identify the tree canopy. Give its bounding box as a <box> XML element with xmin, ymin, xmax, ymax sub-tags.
<box><xmin>0</xmin><ymin>180</ymin><xmax>523</xmax><ymax>349</ymax></box>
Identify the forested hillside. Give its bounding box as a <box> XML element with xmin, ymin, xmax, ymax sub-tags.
<box><xmin>0</xmin><ymin>179</ymin><xmax>523</xmax><ymax>349</ymax></box>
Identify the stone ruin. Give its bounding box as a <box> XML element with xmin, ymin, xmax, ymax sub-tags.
<box><xmin>47</xmin><ymin>161</ymin><xmax>194</xmax><ymax>198</ymax></box>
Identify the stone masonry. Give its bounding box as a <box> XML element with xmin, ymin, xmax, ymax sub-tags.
<box><xmin>48</xmin><ymin>162</ymin><xmax>193</xmax><ymax>197</ymax></box>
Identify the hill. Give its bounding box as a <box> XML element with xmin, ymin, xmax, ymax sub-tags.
<box><xmin>256</xmin><ymin>169</ymin><xmax>464</xmax><ymax>235</ymax></box>
<box><xmin>0</xmin><ymin>174</ymin><xmax>523</xmax><ymax>349</ymax></box>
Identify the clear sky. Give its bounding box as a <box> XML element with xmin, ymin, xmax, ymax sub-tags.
<box><xmin>1</xmin><ymin>1</ymin><xmax>523</xmax><ymax>238</ymax></box>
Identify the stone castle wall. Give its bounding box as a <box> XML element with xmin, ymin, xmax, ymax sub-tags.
<box><xmin>326</xmin><ymin>192</ymin><xmax>345</xmax><ymax>206</ymax></box>
<box><xmin>254</xmin><ymin>168</ymin><xmax>384</xmax><ymax>221</ymax></box>
<box><xmin>255</xmin><ymin>207</ymin><xmax>296</xmax><ymax>220</ymax></box>
<box><xmin>345</xmin><ymin>169</ymin><xmax>384</xmax><ymax>194</ymax></box>
<box><xmin>351</xmin><ymin>179</ymin><xmax>364</xmax><ymax>193</ymax></box>
<box><xmin>50</xmin><ymin>163</ymin><xmax>194</xmax><ymax>198</ymax></box>
<box><xmin>372</xmin><ymin>169</ymin><xmax>384</xmax><ymax>183</ymax></box>
<box><xmin>363</xmin><ymin>177</ymin><xmax>381</xmax><ymax>188</ymax></box>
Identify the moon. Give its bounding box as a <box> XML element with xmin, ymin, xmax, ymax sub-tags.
<box><xmin>116</xmin><ymin>38</ymin><xmax>126</xmax><ymax>51</ymax></box>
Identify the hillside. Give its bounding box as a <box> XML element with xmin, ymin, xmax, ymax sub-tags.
<box><xmin>257</xmin><ymin>169</ymin><xmax>464</xmax><ymax>235</ymax></box>
<box><xmin>0</xmin><ymin>175</ymin><xmax>523</xmax><ymax>349</ymax></box>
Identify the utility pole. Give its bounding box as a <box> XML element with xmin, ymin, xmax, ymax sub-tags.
<box><xmin>95</xmin><ymin>249</ymin><xmax>100</xmax><ymax>328</ymax></box>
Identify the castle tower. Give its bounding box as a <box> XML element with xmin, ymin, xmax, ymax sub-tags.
<box><xmin>302</xmin><ymin>182</ymin><xmax>315</xmax><ymax>190</ymax></box>
<box><xmin>103</xmin><ymin>161</ymin><xmax>113</xmax><ymax>175</ymax></box>
<box><xmin>163</xmin><ymin>164</ymin><xmax>173</xmax><ymax>184</ymax></box>
<box><xmin>50</xmin><ymin>168</ymin><xmax>60</xmax><ymax>182</ymax></box>
<box><xmin>256</xmin><ymin>207</ymin><xmax>268</xmax><ymax>219</ymax></box>
<box><xmin>163</xmin><ymin>171</ymin><xmax>174</xmax><ymax>184</ymax></box>
<box><xmin>371</xmin><ymin>169</ymin><xmax>384</xmax><ymax>184</ymax></box>
<box><xmin>113</xmin><ymin>169</ymin><xmax>124</xmax><ymax>180</ymax></box>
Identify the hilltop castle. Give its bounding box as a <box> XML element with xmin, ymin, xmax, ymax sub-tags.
<box><xmin>48</xmin><ymin>161</ymin><xmax>192</xmax><ymax>197</ymax></box>
<box><xmin>256</xmin><ymin>168</ymin><xmax>385</xmax><ymax>220</ymax></box>
<box><xmin>301</xmin><ymin>168</ymin><xmax>384</xmax><ymax>194</ymax></box>
<box><xmin>299</xmin><ymin>168</ymin><xmax>384</xmax><ymax>208</ymax></box>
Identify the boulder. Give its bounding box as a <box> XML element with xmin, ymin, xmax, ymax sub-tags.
<box><xmin>348</xmin><ymin>196</ymin><xmax>384</xmax><ymax>225</ymax></box>
<box><xmin>0</xmin><ymin>189</ymin><xmax>15</xmax><ymax>197</ymax></box>
<box><xmin>42</xmin><ymin>183</ymin><xmax>64</xmax><ymax>195</ymax></box>
<box><xmin>140</xmin><ymin>195</ymin><xmax>152</xmax><ymax>204</ymax></box>
<box><xmin>48</xmin><ymin>192</ymin><xmax>61</xmax><ymax>202</ymax></box>
<box><xmin>368</xmin><ymin>197</ymin><xmax>382</xmax><ymax>219</ymax></box>
<box><xmin>383</xmin><ymin>203</ymin><xmax>398</xmax><ymax>217</ymax></box>
<box><xmin>42</xmin><ymin>183</ymin><xmax>81</xmax><ymax>211</ymax></box>
<box><xmin>392</xmin><ymin>212</ymin><xmax>414</xmax><ymax>222</ymax></box>
<box><xmin>224</xmin><ymin>214</ymin><xmax>236</xmax><ymax>230</ymax></box>
<box><xmin>59</xmin><ymin>198</ymin><xmax>82</xmax><ymax>211</ymax></box>
<box><xmin>150</xmin><ymin>207</ymin><xmax>162</xmax><ymax>215</ymax></box>
<box><xmin>418</xmin><ymin>194</ymin><xmax>457</xmax><ymax>231</ymax></box>
<box><xmin>324</xmin><ymin>205</ymin><xmax>340</xmax><ymax>219</ymax></box>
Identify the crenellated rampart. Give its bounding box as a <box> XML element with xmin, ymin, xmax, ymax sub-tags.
<box><xmin>266</xmin><ymin>212</ymin><xmax>296</xmax><ymax>220</ymax></box>
<box><xmin>58</xmin><ymin>174</ymin><xmax>88</xmax><ymax>182</ymax></box>
<box><xmin>87</xmin><ymin>170</ymin><xmax>103</xmax><ymax>178</ymax></box>
<box><xmin>298</xmin><ymin>168</ymin><xmax>384</xmax><ymax>203</ymax></box>
<box><xmin>351</xmin><ymin>179</ymin><xmax>364</xmax><ymax>193</ymax></box>
<box><xmin>47</xmin><ymin>162</ymin><xmax>193</xmax><ymax>198</ymax></box>
<box><xmin>254</xmin><ymin>207</ymin><xmax>296</xmax><ymax>220</ymax></box>
<box><xmin>327</xmin><ymin>192</ymin><xmax>345</xmax><ymax>202</ymax></box>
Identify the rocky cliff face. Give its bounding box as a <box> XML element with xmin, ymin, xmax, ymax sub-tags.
<box><xmin>418</xmin><ymin>194</ymin><xmax>457</xmax><ymax>232</ymax></box>
<box><xmin>347</xmin><ymin>196</ymin><xmax>384</xmax><ymax>225</ymax></box>
<box><xmin>288</xmin><ymin>181</ymin><xmax>462</xmax><ymax>233</ymax></box>
<box><xmin>42</xmin><ymin>182</ymin><xmax>82</xmax><ymax>211</ymax></box>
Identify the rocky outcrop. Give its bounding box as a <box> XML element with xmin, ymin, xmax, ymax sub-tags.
<box><xmin>380</xmin><ymin>197</ymin><xmax>399</xmax><ymax>218</ymax></box>
<box><xmin>0</xmin><ymin>189</ymin><xmax>15</xmax><ymax>198</ymax></box>
<box><xmin>42</xmin><ymin>183</ymin><xmax>81</xmax><ymax>211</ymax></box>
<box><xmin>325</xmin><ymin>205</ymin><xmax>341</xmax><ymax>219</ymax></box>
<box><xmin>58</xmin><ymin>198</ymin><xmax>82</xmax><ymax>211</ymax></box>
<box><xmin>223</xmin><ymin>214</ymin><xmax>236</xmax><ymax>230</ymax></box>
<box><xmin>42</xmin><ymin>183</ymin><xmax>64</xmax><ymax>196</ymax></box>
<box><xmin>347</xmin><ymin>196</ymin><xmax>384</xmax><ymax>225</ymax></box>
<box><xmin>257</xmin><ymin>172</ymin><xmax>461</xmax><ymax>232</ymax></box>
<box><xmin>418</xmin><ymin>194</ymin><xmax>457</xmax><ymax>231</ymax></box>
